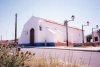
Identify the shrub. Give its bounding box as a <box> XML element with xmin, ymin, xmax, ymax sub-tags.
<box><xmin>0</xmin><ymin>45</ymin><xmax>87</xmax><ymax>67</ymax></box>
<box><xmin>0</xmin><ymin>45</ymin><xmax>33</xmax><ymax>67</ymax></box>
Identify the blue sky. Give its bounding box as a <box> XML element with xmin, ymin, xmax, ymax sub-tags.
<box><xmin>0</xmin><ymin>0</ymin><xmax>100</xmax><ymax>40</ymax></box>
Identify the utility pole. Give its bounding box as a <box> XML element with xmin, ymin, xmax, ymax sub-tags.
<box><xmin>15</xmin><ymin>13</ymin><xmax>17</xmax><ymax>45</ymax></box>
<box><xmin>82</xmin><ymin>24</ymin><xmax>84</xmax><ymax>44</ymax></box>
<box><xmin>1</xmin><ymin>35</ymin><xmax>2</xmax><ymax>41</ymax></box>
<box><xmin>64</xmin><ymin>15</ymin><xmax>75</xmax><ymax>46</ymax></box>
<box><xmin>0</xmin><ymin>35</ymin><xmax>2</xmax><ymax>44</ymax></box>
<box><xmin>82</xmin><ymin>21</ymin><xmax>89</xmax><ymax>45</ymax></box>
<box><xmin>64</xmin><ymin>20</ymin><xmax>68</xmax><ymax>46</ymax></box>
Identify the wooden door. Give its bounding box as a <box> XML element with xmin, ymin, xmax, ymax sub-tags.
<box><xmin>30</xmin><ymin>28</ymin><xmax>34</xmax><ymax>44</ymax></box>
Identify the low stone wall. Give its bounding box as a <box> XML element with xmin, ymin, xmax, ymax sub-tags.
<box><xmin>55</xmin><ymin>42</ymin><xmax>73</xmax><ymax>46</ymax></box>
<box><xmin>83</xmin><ymin>42</ymin><xmax>100</xmax><ymax>47</ymax></box>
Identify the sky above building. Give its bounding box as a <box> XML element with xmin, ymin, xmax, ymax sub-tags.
<box><xmin>0</xmin><ymin>0</ymin><xmax>100</xmax><ymax>40</ymax></box>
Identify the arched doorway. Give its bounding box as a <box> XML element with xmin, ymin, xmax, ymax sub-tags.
<box><xmin>30</xmin><ymin>28</ymin><xmax>34</xmax><ymax>44</ymax></box>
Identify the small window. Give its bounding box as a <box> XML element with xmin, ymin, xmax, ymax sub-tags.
<box><xmin>95</xmin><ymin>37</ymin><xmax>98</xmax><ymax>41</ymax></box>
<box><xmin>39</xmin><ymin>26</ymin><xmax>42</xmax><ymax>31</ymax></box>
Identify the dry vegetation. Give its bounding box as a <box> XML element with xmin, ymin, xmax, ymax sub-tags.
<box><xmin>0</xmin><ymin>45</ymin><xmax>88</xmax><ymax>67</ymax></box>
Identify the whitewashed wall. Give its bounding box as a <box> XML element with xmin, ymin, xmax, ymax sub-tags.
<box><xmin>38</xmin><ymin>18</ymin><xmax>82</xmax><ymax>43</ymax></box>
<box><xmin>18</xmin><ymin>16</ymin><xmax>39</xmax><ymax>44</ymax></box>
<box><xmin>93</xmin><ymin>31</ymin><xmax>100</xmax><ymax>42</ymax></box>
<box><xmin>18</xmin><ymin>16</ymin><xmax>83</xmax><ymax>44</ymax></box>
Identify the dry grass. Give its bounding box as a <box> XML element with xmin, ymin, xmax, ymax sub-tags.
<box><xmin>0</xmin><ymin>44</ymin><xmax>88</xmax><ymax>67</ymax></box>
<box><xmin>24</xmin><ymin>54</ymin><xmax>88</xmax><ymax>67</ymax></box>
